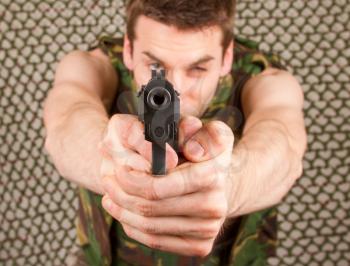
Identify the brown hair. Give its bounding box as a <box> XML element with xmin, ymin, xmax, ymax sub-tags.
<box><xmin>126</xmin><ymin>0</ymin><xmax>236</xmax><ymax>51</ymax></box>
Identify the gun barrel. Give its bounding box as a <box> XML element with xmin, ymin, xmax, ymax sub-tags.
<box><xmin>137</xmin><ymin>68</ymin><xmax>180</xmax><ymax>175</ymax></box>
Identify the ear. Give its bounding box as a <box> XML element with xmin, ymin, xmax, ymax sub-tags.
<box><xmin>123</xmin><ymin>35</ymin><xmax>134</xmax><ymax>70</ymax></box>
<box><xmin>220</xmin><ymin>40</ymin><xmax>234</xmax><ymax>77</ymax></box>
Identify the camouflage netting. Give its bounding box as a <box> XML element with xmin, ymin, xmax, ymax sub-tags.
<box><xmin>0</xmin><ymin>0</ymin><xmax>349</xmax><ymax>265</ymax></box>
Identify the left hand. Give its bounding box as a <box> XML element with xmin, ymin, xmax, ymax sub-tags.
<box><xmin>100</xmin><ymin>116</ymin><xmax>235</xmax><ymax>257</ymax></box>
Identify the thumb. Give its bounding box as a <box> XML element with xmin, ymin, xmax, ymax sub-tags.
<box><xmin>178</xmin><ymin>115</ymin><xmax>203</xmax><ymax>152</ymax></box>
<box><xmin>183</xmin><ymin>120</ymin><xmax>234</xmax><ymax>162</ymax></box>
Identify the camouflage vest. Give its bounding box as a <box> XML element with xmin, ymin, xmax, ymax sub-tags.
<box><xmin>76</xmin><ymin>35</ymin><xmax>286</xmax><ymax>266</ymax></box>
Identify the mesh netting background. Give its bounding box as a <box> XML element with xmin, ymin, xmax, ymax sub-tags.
<box><xmin>0</xmin><ymin>0</ymin><xmax>349</xmax><ymax>265</ymax></box>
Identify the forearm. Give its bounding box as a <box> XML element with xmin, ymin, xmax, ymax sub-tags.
<box><xmin>227</xmin><ymin>117</ymin><xmax>304</xmax><ymax>218</ymax></box>
<box><xmin>44</xmin><ymin>83</ymin><xmax>109</xmax><ymax>195</ymax></box>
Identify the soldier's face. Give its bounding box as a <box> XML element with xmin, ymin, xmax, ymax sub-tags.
<box><xmin>123</xmin><ymin>15</ymin><xmax>233</xmax><ymax>118</ymax></box>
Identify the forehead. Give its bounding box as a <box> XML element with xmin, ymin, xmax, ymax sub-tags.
<box><xmin>133</xmin><ymin>16</ymin><xmax>223</xmax><ymax>63</ymax></box>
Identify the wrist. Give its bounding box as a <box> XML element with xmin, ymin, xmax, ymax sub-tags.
<box><xmin>226</xmin><ymin>140</ymin><xmax>257</xmax><ymax>218</ymax></box>
<box><xmin>45</xmin><ymin>106</ymin><xmax>109</xmax><ymax>195</ymax></box>
<box><xmin>227</xmin><ymin>119</ymin><xmax>296</xmax><ymax>218</ymax></box>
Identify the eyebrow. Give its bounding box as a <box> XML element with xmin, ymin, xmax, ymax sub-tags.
<box><xmin>142</xmin><ymin>51</ymin><xmax>214</xmax><ymax>68</ymax></box>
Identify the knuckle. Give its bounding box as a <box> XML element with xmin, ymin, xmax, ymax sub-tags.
<box><xmin>174</xmin><ymin>226</ymin><xmax>185</xmax><ymax>235</ymax></box>
<box><xmin>142</xmin><ymin>220</ymin><xmax>157</xmax><ymax>234</ymax></box>
<box><xmin>209</xmin><ymin>120</ymin><xmax>233</xmax><ymax>137</ymax></box>
<box><xmin>193</xmin><ymin>242</ymin><xmax>213</xmax><ymax>257</ymax></box>
<box><xmin>122</xmin><ymin>224</ymin><xmax>132</xmax><ymax>238</ymax></box>
<box><xmin>209</xmin><ymin>122</ymin><xmax>234</xmax><ymax>148</ymax></box>
<box><xmin>206</xmin><ymin>206</ymin><xmax>226</xmax><ymax>218</ymax></box>
<box><xmin>198</xmin><ymin>231</ymin><xmax>214</xmax><ymax>239</ymax></box>
<box><xmin>203</xmin><ymin>242</ymin><xmax>214</xmax><ymax>256</ymax></box>
<box><xmin>107</xmin><ymin>115</ymin><xmax>122</xmax><ymax>139</ymax></box>
<box><xmin>192</xmin><ymin>165</ymin><xmax>216</xmax><ymax>189</ymax></box>
<box><xmin>199</xmin><ymin>224</ymin><xmax>218</xmax><ymax>238</ymax></box>
<box><xmin>148</xmin><ymin>237</ymin><xmax>162</xmax><ymax>250</ymax></box>
<box><xmin>136</xmin><ymin>201</ymin><xmax>154</xmax><ymax>217</ymax></box>
<box><xmin>219</xmin><ymin>201</ymin><xmax>228</xmax><ymax>216</ymax></box>
<box><xmin>203</xmin><ymin>193</ymin><xmax>227</xmax><ymax>218</ymax></box>
<box><xmin>110</xmin><ymin>205</ymin><xmax>121</xmax><ymax>220</ymax></box>
<box><xmin>205</xmin><ymin>199</ymin><xmax>227</xmax><ymax>218</ymax></box>
<box><xmin>110</xmin><ymin>114</ymin><xmax>122</xmax><ymax>125</ymax></box>
<box><xmin>143</xmin><ymin>179</ymin><xmax>159</xmax><ymax>200</ymax></box>
<box><xmin>143</xmin><ymin>188</ymin><xmax>158</xmax><ymax>200</ymax></box>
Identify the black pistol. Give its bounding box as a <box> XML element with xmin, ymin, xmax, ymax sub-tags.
<box><xmin>137</xmin><ymin>67</ymin><xmax>180</xmax><ymax>176</ymax></box>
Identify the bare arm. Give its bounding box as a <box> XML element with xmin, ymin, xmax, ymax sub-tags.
<box><xmin>228</xmin><ymin>68</ymin><xmax>307</xmax><ymax>216</ymax></box>
<box><xmin>43</xmin><ymin>48</ymin><xmax>117</xmax><ymax>195</ymax></box>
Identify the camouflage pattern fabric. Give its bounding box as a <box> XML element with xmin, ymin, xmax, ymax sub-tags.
<box><xmin>76</xmin><ymin>35</ymin><xmax>286</xmax><ymax>266</ymax></box>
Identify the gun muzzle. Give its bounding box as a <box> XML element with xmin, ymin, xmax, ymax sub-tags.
<box><xmin>137</xmin><ymin>67</ymin><xmax>180</xmax><ymax>175</ymax></box>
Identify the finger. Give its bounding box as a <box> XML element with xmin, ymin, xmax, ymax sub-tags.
<box><xmin>101</xmin><ymin>173</ymin><xmax>151</xmax><ymax>215</ymax></box>
<box><xmin>112</xmin><ymin>165</ymin><xmax>161</xmax><ymax>200</ymax></box>
<box><xmin>151</xmin><ymin>160</ymin><xmax>223</xmax><ymax>199</ymax></box>
<box><xmin>101</xmin><ymin>194</ymin><xmax>220</xmax><ymax>240</ymax></box>
<box><xmin>178</xmin><ymin>116</ymin><xmax>203</xmax><ymax>152</ymax></box>
<box><xmin>101</xmin><ymin>173</ymin><xmax>226</xmax><ymax>218</ymax></box>
<box><xmin>145</xmin><ymin>191</ymin><xmax>228</xmax><ymax>219</ymax></box>
<box><xmin>126</xmin><ymin>121</ymin><xmax>178</xmax><ymax>170</ymax></box>
<box><xmin>122</xmin><ymin>223</ymin><xmax>213</xmax><ymax>257</ymax></box>
<box><xmin>98</xmin><ymin>141</ymin><xmax>115</xmax><ymax>177</ymax></box>
<box><xmin>115</xmin><ymin>158</ymin><xmax>223</xmax><ymax>200</ymax></box>
<box><xmin>106</xmin><ymin>114</ymin><xmax>141</xmax><ymax>144</ymax></box>
<box><xmin>99</xmin><ymin>138</ymin><xmax>151</xmax><ymax>173</ymax></box>
<box><xmin>183</xmin><ymin>120</ymin><xmax>234</xmax><ymax>162</ymax></box>
<box><xmin>102</xmin><ymin>114</ymin><xmax>147</xmax><ymax>167</ymax></box>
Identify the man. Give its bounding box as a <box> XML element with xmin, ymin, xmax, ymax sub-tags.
<box><xmin>43</xmin><ymin>0</ymin><xmax>307</xmax><ymax>265</ymax></box>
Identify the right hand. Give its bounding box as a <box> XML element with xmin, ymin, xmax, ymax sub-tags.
<box><xmin>99</xmin><ymin>114</ymin><xmax>179</xmax><ymax>180</ymax></box>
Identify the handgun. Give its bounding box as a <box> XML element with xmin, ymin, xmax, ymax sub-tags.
<box><xmin>137</xmin><ymin>66</ymin><xmax>180</xmax><ymax>176</ymax></box>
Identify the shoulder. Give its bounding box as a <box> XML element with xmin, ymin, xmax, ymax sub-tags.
<box><xmin>241</xmin><ymin>68</ymin><xmax>304</xmax><ymax>117</ymax></box>
<box><xmin>228</xmin><ymin>36</ymin><xmax>290</xmax><ymax>115</ymax></box>
<box><xmin>232</xmin><ymin>36</ymin><xmax>302</xmax><ymax>113</ymax></box>
<box><xmin>227</xmin><ymin>36</ymin><xmax>304</xmax><ymax>133</ymax></box>
<box><xmin>89</xmin><ymin>35</ymin><xmax>124</xmax><ymax>59</ymax></box>
<box><xmin>232</xmin><ymin>36</ymin><xmax>287</xmax><ymax>76</ymax></box>
<box><xmin>52</xmin><ymin>48</ymin><xmax>118</xmax><ymax>107</ymax></box>
<box><xmin>54</xmin><ymin>50</ymin><xmax>110</xmax><ymax>86</ymax></box>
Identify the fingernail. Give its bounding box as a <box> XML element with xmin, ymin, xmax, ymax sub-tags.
<box><xmin>186</xmin><ymin>140</ymin><xmax>204</xmax><ymax>158</ymax></box>
<box><xmin>104</xmin><ymin>198</ymin><xmax>112</xmax><ymax>209</ymax></box>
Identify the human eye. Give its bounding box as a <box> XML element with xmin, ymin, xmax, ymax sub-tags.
<box><xmin>188</xmin><ymin>66</ymin><xmax>208</xmax><ymax>76</ymax></box>
<box><xmin>192</xmin><ymin>66</ymin><xmax>207</xmax><ymax>72</ymax></box>
<box><xmin>147</xmin><ymin>62</ymin><xmax>162</xmax><ymax>70</ymax></box>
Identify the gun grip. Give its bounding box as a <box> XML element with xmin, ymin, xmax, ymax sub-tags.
<box><xmin>152</xmin><ymin>142</ymin><xmax>166</xmax><ymax>176</ymax></box>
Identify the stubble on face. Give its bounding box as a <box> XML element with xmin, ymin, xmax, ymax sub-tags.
<box><xmin>127</xmin><ymin>15</ymin><xmax>227</xmax><ymax>118</ymax></box>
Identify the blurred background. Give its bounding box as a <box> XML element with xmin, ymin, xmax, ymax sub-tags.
<box><xmin>0</xmin><ymin>0</ymin><xmax>349</xmax><ymax>265</ymax></box>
